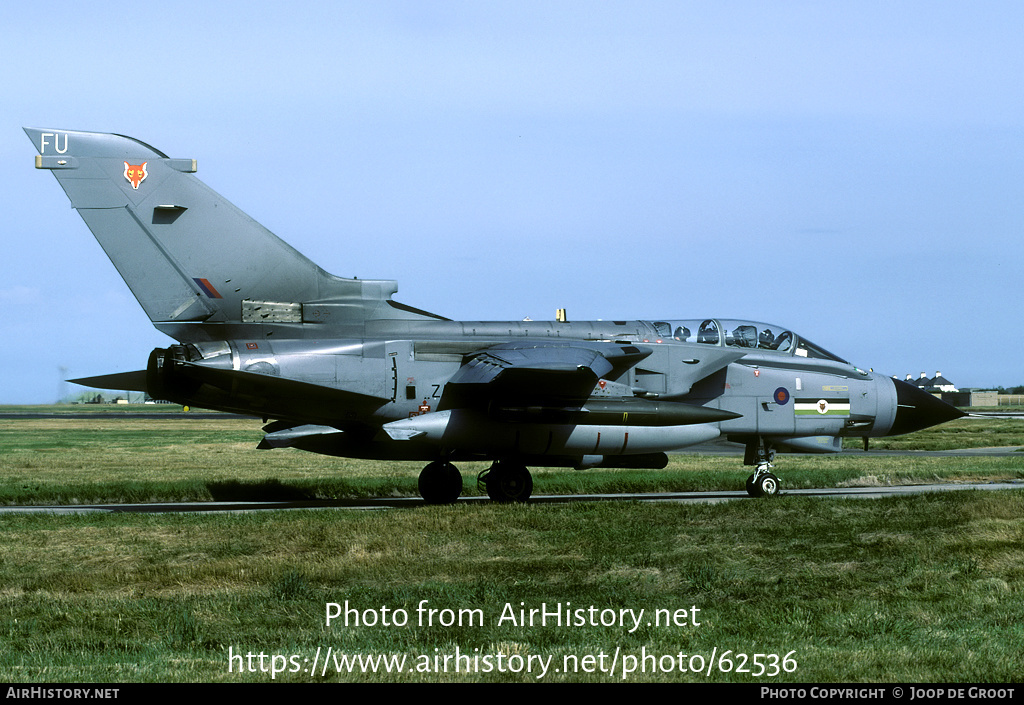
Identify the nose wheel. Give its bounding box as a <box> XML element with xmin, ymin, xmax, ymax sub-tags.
<box><xmin>744</xmin><ymin>438</ymin><xmax>781</xmax><ymax>497</ymax></box>
<box><xmin>478</xmin><ymin>461</ymin><xmax>533</xmax><ymax>503</ymax></box>
<box><xmin>746</xmin><ymin>466</ymin><xmax>780</xmax><ymax>497</ymax></box>
<box><xmin>418</xmin><ymin>460</ymin><xmax>463</xmax><ymax>504</ymax></box>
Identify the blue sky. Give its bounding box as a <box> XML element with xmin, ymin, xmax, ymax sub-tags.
<box><xmin>2</xmin><ymin>1</ymin><xmax>1021</xmax><ymax>403</ymax></box>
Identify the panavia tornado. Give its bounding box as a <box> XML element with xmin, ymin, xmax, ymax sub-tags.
<box><xmin>26</xmin><ymin>128</ymin><xmax>965</xmax><ymax>503</ymax></box>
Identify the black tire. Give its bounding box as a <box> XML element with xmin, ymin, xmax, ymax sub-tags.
<box><xmin>745</xmin><ymin>473</ymin><xmax>758</xmax><ymax>497</ymax></box>
<box><xmin>485</xmin><ymin>461</ymin><xmax>533</xmax><ymax>503</ymax></box>
<box><xmin>746</xmin><ymin>472</ymin><xmax>780</xmax><ymax>497</ymax></box>
<box><xmin>757</xmin><ymin>473</ymin><xmax>780</xmax><ymax>497</ymax></box>
<box><xmin>418</xmin><ymin>461</ymin><xmax>463</xmax><ymax>504</ymax></box>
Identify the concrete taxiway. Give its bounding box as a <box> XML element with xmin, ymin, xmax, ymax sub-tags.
<box><xmin>2</xmin><ymin>481</ymin><xmax>1020</xmax><ymax>514</ymax></box>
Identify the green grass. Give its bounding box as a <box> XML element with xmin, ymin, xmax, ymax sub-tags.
<box><xmin>0</xmin><ymin>415</ymin><xmax>1022</xmax><ymax>506</ymax></box>
<box><xmin>0</xmin><ymin>403</ymin><xmax>197</xmax><ymax>414</ymax></box>
<box><xmin>0</xmin><ymin>413</ymin><xmax>1022</xmax><ymax>681</ymax></box>
<box><xmin>1</xmin><ymin>492</ymin><xmax>1021</xmax><ymax>682</ymax></box>
<box><xmin>847</xmin><ymin>417</ymin><xmax>1024</xmax><ymax>451</ymax></box>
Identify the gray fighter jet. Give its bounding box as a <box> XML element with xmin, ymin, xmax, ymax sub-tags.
<box><xmin>26</xmin><ymin>128</ymin><xmax>964</xmax><ymax>502</ymax></box>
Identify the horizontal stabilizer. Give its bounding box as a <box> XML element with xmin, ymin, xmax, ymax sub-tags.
<box><xmin>70</xmin><ymin>370</ymin><xmax>149</xmax><ymax>392</ymax></box>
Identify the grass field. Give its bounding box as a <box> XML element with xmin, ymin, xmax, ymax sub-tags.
<box><xmin>0</xmin><ymin>412</ymin><xmax>1021</xmax><ymax>506</ymax></box>
<box><xmin>0</xmin><ymin>409</ymin><xmax>1022</xmax><ymax>682</ymax></box>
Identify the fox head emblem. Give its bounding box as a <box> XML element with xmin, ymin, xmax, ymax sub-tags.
<box><xmin>124</xmin><ymin>162</ymin><xmax>148</xmax><ymax>189</ymax></box>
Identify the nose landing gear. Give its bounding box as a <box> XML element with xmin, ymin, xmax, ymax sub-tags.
<box><xmin>746</xmin><ymin>466</ymin><xmax>780</xmax><ymax>497</ymax></box>
<box><xmin>744</xmin><ymin>438</ymin><xmax>780</xmax><ymax>497</ymax></box>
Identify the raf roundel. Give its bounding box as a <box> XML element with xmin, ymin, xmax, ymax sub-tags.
<box><xmin>774</xmin><ymin>387</ymin><xmax>790</xmax><ymax>405</ymax></box>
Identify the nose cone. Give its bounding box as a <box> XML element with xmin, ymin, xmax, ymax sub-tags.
<box><xmin>888</xmin><ymin>378</ymin><xmax>965</xmax><ymax>436</ymax></box>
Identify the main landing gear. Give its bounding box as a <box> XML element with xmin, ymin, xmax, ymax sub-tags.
<box><xmin>417</xmin><ymin>460</ymin><xmax>535</xmax><ymax>504</ymax></box>
<box><xmin>478</xmin><ymin>460</ymin><xmax>533</xmax><ymax>503</ymax></box>
<box><xmin>744</xmin><ymin>438</ymin><xmax>781</xmax><ymax>498</ymax></box>
<box><xmin>418</xmin><ymin>460</ymin><xmax>463</xmax><ymax>505</ymax></box>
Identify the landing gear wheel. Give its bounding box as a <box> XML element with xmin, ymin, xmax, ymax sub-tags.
<box><xmin>746</xmin><ymin>470</ymin><xmax>780</xmax><ymax>497</ymax></box>
<box><xmin>744</xmin><ymin>437</ymin><xmax>780</xmax><ymax>497</ymax></box>
<box><xmin>418</xmin><ymin>461</ymin><xmax>463</xmax><ymax>505</ymax></box>
<box><xmin>757</xmin><ymin>472</ymin><xmax>780</xmax><ymax>497</ymax></box>
<box><xmin>482</xmin><ymin>461</ymin><xmax>533</xmax><ymax>503</ymax></box>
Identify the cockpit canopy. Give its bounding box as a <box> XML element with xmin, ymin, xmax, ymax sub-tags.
<box><xmin>646</xmin><ymin>319</ymin><xmax>848</xmax><ymax>364</ymax></box>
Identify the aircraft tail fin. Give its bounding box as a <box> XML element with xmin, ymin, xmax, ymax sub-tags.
<box><xmin>26</xmin><ymin>128</ymin><xmax>441</xmax><ymax>340</ymax></box>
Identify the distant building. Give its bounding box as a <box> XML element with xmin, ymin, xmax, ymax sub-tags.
<box><xmin>899</xmin><ymin>371</ymin><xmax>958</xmax><ymax>394</ymax></box>
<box><xmin>929</xmin><ymin>371</ymin><xmax>956</xmax><ymax>393</ymax></box>
<box><xmin>939</xmin><ymin>389</ymin><xmax>997</xmax><ymax>408</ymax></box>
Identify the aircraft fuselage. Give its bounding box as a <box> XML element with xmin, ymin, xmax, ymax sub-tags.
<box><xmin>149</xmin><ymin>317</ymin><xmax>935</xmax><ymax>471</ymax></box>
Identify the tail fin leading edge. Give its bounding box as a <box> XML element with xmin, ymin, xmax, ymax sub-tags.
<box><xmin>26</xmin><ymin>128</ymin><xmax>433</xmax><ymax>340</ymax></box>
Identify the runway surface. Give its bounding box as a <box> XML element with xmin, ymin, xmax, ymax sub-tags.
<box><xmin>3</xmin><ymin>481</ymin><xmax>1021</xmax><ymax>515</ymax></box>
